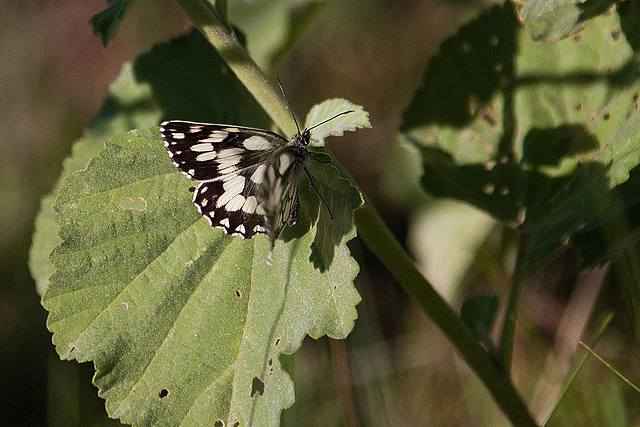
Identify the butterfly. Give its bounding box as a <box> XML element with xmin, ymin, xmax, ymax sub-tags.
<box><xmin>160</xmin><ymin>80</ymin><xmax>353</xmax><ymax>265</ymax></box>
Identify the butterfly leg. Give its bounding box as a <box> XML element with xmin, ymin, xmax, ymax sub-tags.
<box><xmin>303</xmin><ymin>167</ymin><xmax>334</xmax><ymax>219</ymax></box>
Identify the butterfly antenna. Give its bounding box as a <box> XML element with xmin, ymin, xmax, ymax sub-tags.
<box><xmin>276</xmin><ymin>75</ymin><xmax>301</xmax><ymax>135</ymax></box>
<box><xmin>303</xmin><ymin>167</ymin><xmax>334</xmax><ymax>219</ymax></box>
<box><xmin>307</xmin><ymin>110</ymin><xmax>355</xmax><ymax>131</ymax></box>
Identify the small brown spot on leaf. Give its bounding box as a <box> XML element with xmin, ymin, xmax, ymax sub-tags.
<box><xmin>250</xmin><ymin>376</ymin><xmax>265</xmax><ymax>398</ymax></box>
<box><xmin>232</xmin><ymin>422</ymin><xmax>240</xmax><ymax>427</ymax></box>
<box><xmin>588</xmin><ymin>112</ymin><xmax>597</xmax><ymax>121</ymax></box>
<box><xmin>483</xmin><ymin>183</ymin><xmax>495</xmax><ymax>195</ymax></box>
<box><xmin>573</xmin><ymin>33</ymin><xmax>583</xmax><ymax>43</ymax></box>
<box><xmin>500</xmin><ymin>187</ymin><xmax>509</xmax><ymax>196</ymax></box>
<box><xmin>574</xmin><ymin>102</ymin><xmax>583</xmax><ymax>113</ymax></box>
<box><xmin>461</xmin><ymin>41</ymin><xmax>471</xmax><ymax>52</ymax></box>
<box><xmin>603</xmin><ymin>112</ymin><xmax>611</xmax><ymax>121</ymax></box>
<box><xmin>490</xmin><ymin>35</ymin><xmax>499</xmax><ymax>46</ymax></box>
<box><xmin>332</xmin><ymin>284</ymin><xmax>337</xmax><ymax>292</ymax></box>
<box><xmin>159</xmin><ymin>388</ymin><xmax>170</xmax><ymax>399</ymax></box>
<box><xmin>189</xmin><ymin>186</ymin><xmax>196</xmax><ymax>192</ymax></box>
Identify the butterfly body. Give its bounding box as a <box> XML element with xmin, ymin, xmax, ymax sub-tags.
<box><xmin>160</xmin><ymin>120</ymin><xmax>311</xmax><ymax>254</ymax></box>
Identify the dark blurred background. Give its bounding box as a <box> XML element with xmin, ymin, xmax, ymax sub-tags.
<box><xmin>2</xmin><ymin>1</ymin><xmax>637</xmax><ymax>426</ymax></box>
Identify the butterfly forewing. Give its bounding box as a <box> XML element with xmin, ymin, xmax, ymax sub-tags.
<box><xmin>161</xmin><ymin>120</ymin><xmax>289</xmax><ymax>239</ymax></box>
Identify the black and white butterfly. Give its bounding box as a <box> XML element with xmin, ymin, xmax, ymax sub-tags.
<box><xmin>160</xmin><ymin>81</ymin><xmax>352</xmax><ymax>264</ymax></box>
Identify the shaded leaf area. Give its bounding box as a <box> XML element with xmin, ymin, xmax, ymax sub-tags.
<box><xmin>229</xmin><ymin>0</ymin><xmax>326</xmax><ymax>70</ymax></box>
<box><xmin>461</xmin><ymin>294</ymin><xmax>499</xmax><ymax>350</ymax></box>
<box><xmin>89</xmin><ymin>0</ymin><xmax>135</xmax><ymax>46</ymax></box>
<box><xmin>133</xmin><ymin>29</ymin><xmax>270</xmax><ymax>128</ymax></box>
<box><xmin>281</xmin><ymin>153</ymin><xmax>363</xmax><ymax>271</ymax></box>
<box><xmin>43</xmin><ymin>129</ymin><xmax>361</xmax><ymax>426</ymax></box>
<box><xmin>401</xmin><ymin>5</ymin><xmax>640</xmax><ymax>272</ymax></box>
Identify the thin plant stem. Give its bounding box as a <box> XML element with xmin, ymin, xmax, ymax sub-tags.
<box><xmin>499</xmin><ymin>231</ymin><xmax>530</xmax><ymax>370</ymax></box>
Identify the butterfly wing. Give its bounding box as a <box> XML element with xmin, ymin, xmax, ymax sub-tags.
<box><xmin>161</xmin><ymin>120</ymin><xmax>288</xmax><ymax>238</ymax></box>
<box><xmin>262</xmin><ymin>145</ymin><xmax>310</xmax><ymax>248</ymax></box>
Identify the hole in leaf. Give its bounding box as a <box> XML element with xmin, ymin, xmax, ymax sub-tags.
<box><xmin>332</xmin><ymin>284</ymin><xmax>337</xmax><ymax>292</ymax></box>
<box><xmin>159</xmin><ymin>388</ymin><xmax>170</xmax><ymax>399</ymax></box>
<box><xmin>250</xmin><ymin>376</ymin><xmax>265</xmax><ymax>398</ymax></box>
<box><xmin>482</xmin><ymin>183</ymin><xmax>495</xmax><ymax>195</ymax></box>
<box><xmin>234</xmin><ymin>290</ymin><xmax>242</xmax><ymax>299</ymax></box>
<box><xmin>611</xmin><ymin>28</ymin><xmax>621</xmax><ymax>43</ymax></box>
<box><xmin>232</xmin><ymin>422</ymin><xmax>240</xmax><ymax>427</ymax></box>
<box><xmin>119</xmin><ymin>197</ymin><xmax>147</xmax><ymax>212</ymax></box>
<box><xmin>603</xmin><ymin>112</ymin><xmax>611</xmax><ymax>121</ymax></box>
<box><xmin>189</xmin><ymin>186</ymin><xmax>196</xmax><ymax>192</ymax></box>
<box><xmin>268</xmin><ymin>358</ymin><xmax>274</xmax><ymax>377</ymax></box>
<box><xmin>274</xmin><ymin>337</ymin><xmax>281</xmax><ymax>347</ymax></box>
<box><xmin>214</xmin><ymin>419</ymin><xmax>225</xmax><ymax>427</ymax></box>
<box><xmin>120</xmin><ymin>302</ymin><xmax>129</xmax><ymax>311</ymax></box>
<box><xmin>633</xmin><ymin>93</ymin><xmax>639</xmax><ymax>102</ymax></box>
<box><xmin>483</xmin><ymin>160</ymin><xmax>496</xmax><ymax>171</ymax></box>
<box><xmin>69</xmin><ymin>344</ymin><xmax>77</xmax><ymax>353</ymax></box>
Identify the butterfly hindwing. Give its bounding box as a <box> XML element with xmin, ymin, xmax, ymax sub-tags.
<box><xmin>262</xmin><ymin>145</ymin><xmax>310</xmax><ymax>244</ymax></box>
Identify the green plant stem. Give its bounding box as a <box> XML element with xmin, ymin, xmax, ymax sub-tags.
<box><xmin>174</xmin><ymin>1</ymin><xmax>537</xmax><ymax>424</ymax></box>
<box><xmin>355</xmin><ymin>202</ymin><xmax>536</xmax><ymax>426</ymax></box>
<box><xmin>175</xmin><ymin>0</ymin><xmax>296</xmax><ymax>136</ymax></box>
<box><xmin>499</xmin><ymin>231</ymin><xmax>530</xmax><ymax>370</ymax></box>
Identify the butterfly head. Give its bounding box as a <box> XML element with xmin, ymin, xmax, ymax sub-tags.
<box><xmin>292</xmin><ymin>128</ymin><xmax>311</xmax><ymax>147</ymax></box>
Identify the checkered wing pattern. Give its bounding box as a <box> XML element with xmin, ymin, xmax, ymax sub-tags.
<box><xmin>161</xmin><ymin>120</ymin><xmax>291</xmax><ymax>239</ymax></box>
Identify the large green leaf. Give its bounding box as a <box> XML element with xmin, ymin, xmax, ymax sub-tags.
<box><xmin>29</xmin><ymin>30</ymin><xmax>267</xmax><ymax>295</ymax></box>
<box><xmin>33</xmin><ymin>29</ymin><xmax>366</xmax><ymax>425</ymax></box>
<box><xmin>402</xmin><ymin>5</ymin><xmax>640</xmax><ymax>271</ymax></box>
<box><xmin>43</xmin><ymin>125</ymin><xmax>361</xmax><ymax>425</ymax></box>
<box><xmin>29</xmin><ymin>63</ymin><xmax>160</xmax><ymax>295</ymax></box>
